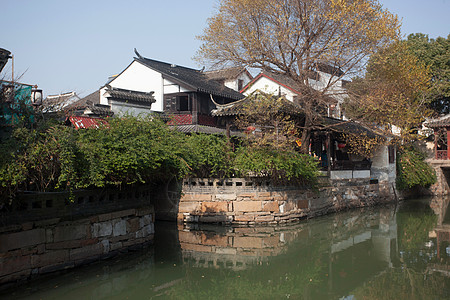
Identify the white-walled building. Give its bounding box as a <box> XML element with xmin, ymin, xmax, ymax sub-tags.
<box><xmin>241</xmin><ymin>65</ymin><xmax>348</xmax><ymax>119</ymax></box>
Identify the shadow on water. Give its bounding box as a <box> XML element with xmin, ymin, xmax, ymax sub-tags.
<box><xmin>2</xmin><ymin>197</ymin><xmax>450</xmax><ymax>300</ymax></box>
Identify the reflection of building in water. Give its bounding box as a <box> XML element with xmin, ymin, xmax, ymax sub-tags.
<box><xmin>179</xmin><ymin>207</ymin><xmax>399</xmax><ymax>277</ymax></box>
<box><xmin>179</xmin><ymin>224</ymin><xmax>306</xmax><ymax>270</ymax></box>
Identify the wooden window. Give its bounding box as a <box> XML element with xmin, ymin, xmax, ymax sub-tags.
<box><xmin>238</xmin><ymin>79</ymin><xmax>244</xmax><ymax>91</ymax></box>
<box><xmin>388</xmin><ymin>146</ymin><xmax>395</xmax><ymax>164</ymax></box>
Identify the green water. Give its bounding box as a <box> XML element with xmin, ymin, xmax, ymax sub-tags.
<box><xmin>2</xmin><ymin>198</ymin><xmax>450</xmax><ymax>299</ymax></box>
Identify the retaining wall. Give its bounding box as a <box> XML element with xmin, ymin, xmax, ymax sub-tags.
<box><xmin>177</xmin><ymin>178</ymin><xmax>395</xmax><ymax>225</ymax></box>
<box><xmin>0</xmin><ymin>186</ymin><xmax>155</xmax><ymax>287</ymax></box>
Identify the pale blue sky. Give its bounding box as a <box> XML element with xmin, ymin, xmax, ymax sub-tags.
<box><xmin>1</xmin><ymin>0</ymin><xmax>449</xmax><ymax>97</ymax></box>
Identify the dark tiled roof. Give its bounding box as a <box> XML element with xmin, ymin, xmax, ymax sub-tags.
<box><xmin>135</xmin><ymin>55</ymin><xmax>244</xmax><ymax>100</ymax></box>
<box><xmin>65</xmin><ymin>90</ymin><xmax>114</xmax><ymax>117</ymax></box>
<box><xmin>66</xmin><ymin>90</ymin><xmax>100</xmax><ymax>110</ymax></box>
<box><xmin>104</xmin><ymin>86</ymin><xmax>156</xmax><ymax>103</ymax></box>
<box><xmin>42</xmin><ymin>92</ymin><xmax>80</xmax><ymax>113</ymax></box>
<box><xmin>204</xmin><ymin>67</ymin><xmax>249</xmax><ymax>81</ymax></box>
<box><xmin>322</xmin><ymin>117</ymin><xmax>384</xmax><ymax>139</ymax></box>
<box><xmin>425</xmin><ymin>115</ymin><xmax>450</xmax><ymax>128</ymax></box>
<box><xmin>171</xmin><ymin>124</ymin><xmax>241</xmax><ymax>136</ymax></box>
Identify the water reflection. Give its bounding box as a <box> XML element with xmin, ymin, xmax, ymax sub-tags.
<box><xmin>3</xmin><ymin>197</ymin><xmax>450</xmax><ymax>300</ymax></box>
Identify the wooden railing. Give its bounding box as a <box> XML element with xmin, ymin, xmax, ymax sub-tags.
<box><xmin>436</xmin><ymin>150</ymin><xmax>448</xmax><ymax>160</ymax></box>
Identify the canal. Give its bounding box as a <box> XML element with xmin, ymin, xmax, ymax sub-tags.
<box><xmin>2</xmin><ymin>197</ymin><xmax>450</xmax><ymax>299</ymax></box>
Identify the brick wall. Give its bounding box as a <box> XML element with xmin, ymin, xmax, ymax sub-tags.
<box><xmin>177</xmin><ymin>178</ymin><xmax>395</xmax><ymax>225</ymax></box>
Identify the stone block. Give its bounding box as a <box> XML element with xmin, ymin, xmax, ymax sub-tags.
<box><xmin>297</xmin><ymin>199</ymin><xmax>308</xmax><ymax>209</ymax></box>
<box><xmin>215</xmin><ymin>247</ymin><xmax>237</xmax><ymax>255</ymax></box>
<box><xmin>113</xmin><ymin>220</ymin><xmax>127</xmax><ymax>237</ymax></box>
<box><xmin>0</xmin><ymin>229</ymin><xmax>46</xmax><ymax>252</ymax></box>
<box><xmin>92</xmin><ymin>222</ymin><xmax>112</xmax><ymax>238</ymax></box>
<box><xmin>109</xmin><ymin>233</ymin><xmax>133</xmax><ymax>243</ymax></box>
<box><xmin>179</xmin><ymin>231</ymin><xmax>202</xmax><ymax>244</ymax></box>
<box><xmin>198</xmin><ymin>215</ymin><xmax>229</xmax><ymax>223</ymax></box>
<box><xmin>111</xmin><ymin>209</ymin><xmax>136</xmax><ymax>219</ymax></box>
<box><xmin>31</xmin><ymin>250</ymin><xmax>69</xmax><ymax>268</ymax></box>
<box><xmin>258</xmin><ymin>192</ymin><xmax>271</xmax><ymax>197</ymax></box>
<box><xmin>233</xmin><ymin>236</ymin><xmax>263</xmax><ymax>249</ymax></box>
<box><xmin>98</xmin><ymin>213</ymin><xmax>112</xmax><ymax>222</ymax></box>
<box><xmin>262</xmin><ymin>201</ymin><xmax>279</xmax><ymax>212</ymax></box>
<box><xmin>110</xmin><ymin>242</ymin><xmax>123</xmax><ymax>252</ymax></box>
<box><xmin>46</xmin><ymin>228</ymin><xmax>54</xmax><ymax>243</ymax></box>
<box><xmin>233</xmin><ymin>201</ymin><xmax>262</xmax><ymax>212</ymax></box>
<box><xmin>178</xmin><ymin>201</ymin><xmax>200</xmax><ymax>213</ymax></box>
<box><xmin>234</xmin><ymin>214</ymin><xmax>255</xmax><ymax>222</ymax></box>
<box><xmin>201</xmin><ymin>201</ymin><xmax>228</xmax><ymax>213</ymax></box>
<box><xmin>46</xmin><ymin>238</ymin><xmax>98</xmax><ymax>250</ymax></box>
<box><xmin>126</xmin><ymin>217</ymin><xmax>140</xmax><ymax>233</ymax></box>
<box><xmin>70</xmin><ymin>243</ymin><xmax>103</xmax><ymax>261</ymax></box>
<box><xmin>54</xmin><ymin>224</ymin><xmax>87</xmax><ymax>242</ymax></box>
<box><xmin>0</xmin><ymin>255</ymin><xmax>31</xmax><ymax>277</ymax></box>
<box><xmin>180</xmin><ymin>242</ymin><xmax>212</xmax><ymax>253</ymax></box>
<box><xmin>201</xmin><ymin>233</ymin><xmax>228</xmax><ymax>247</ymax></box>
<box><xmin>101</xmin><ymin>240</ymin><xmax>110</xmax><ymax>253</ymax></box>
<box><xmin>181</xmin><ymin>194</ymin><xmax>212</xmax><ymax>201</ymax></box>
<box><xmin>254</xmin><ymin>215</ymin><xmax>275</xmax><ymax>222</ymax></box>
<box><xmin>136</xmin><ymin>224</ymin><xmax>154</xmax><ymax>238</ymax></box>
<box><xmin>237</xmin><ymin>193</ymin><xmax>256</xmax><ymax>198</ymax></box>
<box><xmin>262</xmin><ymin>236</ymin><xmax>280</xmax><ymax>248</ymax></box>
<box><xmin>215</xmin><ymin>194</ymin><xmax>237</xmax><ymax>201</ymax></box>
<box><xmin>139</xmin><ymin>215</ymin><xmax>152</xmax><ymax>228</ymax></box>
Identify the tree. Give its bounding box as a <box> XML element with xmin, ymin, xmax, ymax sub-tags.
<box><xmin>196</xmin><ymin>0</ymin><xmax>400</xmax><ymax>152</ymax></box>
<box><xmin>345</xmin><ymin>41</ymin><xmax>432</xmax><ymax>142</ymax></box>
<box><xmin>405</xmin><ymin>33</ymin><xmax>450</xmax><ymax>115</ymax></box>
<box><xmin>233</xmin><ymin>92</ymin><xmax>300</xmax><ymax>150</ymax></box>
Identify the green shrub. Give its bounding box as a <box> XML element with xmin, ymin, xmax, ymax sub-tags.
<box><xmin>396</xmin><ymin>147</ymin><xmax>436</xmax><ymax>190</ymax></box>
<box><xmin>234</xmin><ymin>146</ymin><xmax>320</xmax><ymax>186</ymax></box>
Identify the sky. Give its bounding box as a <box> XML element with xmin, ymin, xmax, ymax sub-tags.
<box><xmin>1</xmin><ymin>0</ymin><xmax>449</xmax><ymax>98</ymax></box>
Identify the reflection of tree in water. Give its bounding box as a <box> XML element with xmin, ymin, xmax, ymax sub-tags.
<box><xmin>352</xmin><ymin>268</ymin><xmax>450</xmax><ymax>300</ymax></box>
<box><xmin>352</xmin><ymin>199</ymin><xmax>450</xmax><ymax>300</ymax></box>
<box><xmin>396</xmin><ymin>200</ymin><xmax>438</xmax><ymax>270</ymax></box>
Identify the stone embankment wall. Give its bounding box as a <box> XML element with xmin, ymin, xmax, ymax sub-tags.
<box><xmin>0</xmin><ymin>186</ymin><xmax>155</xmax><ymax>286</ymax></box>
<box><xmin>178</xmin><ymin>178</ymin><xmax>395</xmax><ymax>225</ymax></box>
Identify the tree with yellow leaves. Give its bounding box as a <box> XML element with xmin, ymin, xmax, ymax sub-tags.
<box><xmin>196</xmin><ymin>0</ymin><xmax>400</xmax><ymax>153</ymax></box>
<box><xmin>345</xmin><ymin>41</ymin><xmax>432</xmax><ymax>142</ymax></box>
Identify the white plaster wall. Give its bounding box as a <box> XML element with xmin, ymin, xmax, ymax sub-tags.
<box><xmin>243</xmin><ymin>76</ymin><xmax>297</xmax><ymax>101</ymax></box>
<box><xmin>224</xmin><ymin>72</ymin><xmax>253</xmax><ymax>91</ymax></box>
<box><xmin>163</xmin><ymin>78</ymin><xmax>192</xmax><ymax>94</ymax></box>
<box><xmin>110</xmin><ymin>101</ymin><xmax>154</xmax><ymax>117</ymax></box>
<box><xmin>371</xmin><ymin>146</ymin><xmax>396</xmax><ymax>183</ymax></box>
<box><xmin>107</xmin><ymin>61</ymin><xmax>164</xmax><ymax>112</ymax></box>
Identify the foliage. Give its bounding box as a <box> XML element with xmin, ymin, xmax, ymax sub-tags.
<box><xmin>345</xmin><ymin>41</ymin><xmax>433</xmax><ymax>142</ymax></box>
<box><xmin>396</xmin><ymin>147</ymin><xmax>436</xmax><ymax>190</ymax></box>
<box><xmin>234</xmin><ymin>92</ymin><xmax>300</xmax><ymax>150</ymax></box>
<box><xmin>340</xmin><ymin>131</ymin><xmax>385</xmax><ymax>158</ymax></box>
<box><xmin>0</xmin><ymin>115</ymin><xmax>320</xmax><ymax>203</ymax></box>
<box><xmin>196</xmin><ymin>0</ymin><xmax>400</xmax><ymax>152</ymax></box>
<box><xmin>184</xmin><ymin>133</ymin><xmax>235</xmax><ymax>178</ymax></box>
<box><xmin>234</xmin><ymin>146</ymin><xmax>320</xmax><ymax>185</ymax></box>
<box><xmin>405</xmin><ymin>33</ymin><xmax>450</xmax><ymax>115</ymax></box>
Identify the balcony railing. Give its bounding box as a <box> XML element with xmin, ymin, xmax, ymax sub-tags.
<box><xmin>436</xmin><ymin>150</ymin><xmax>448</xmax><ymax>160</ymax></box>
<box><xmin>165</xmin><ymin>113</ymin><xmax>217</xmax><ymax>126</ymax></box>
